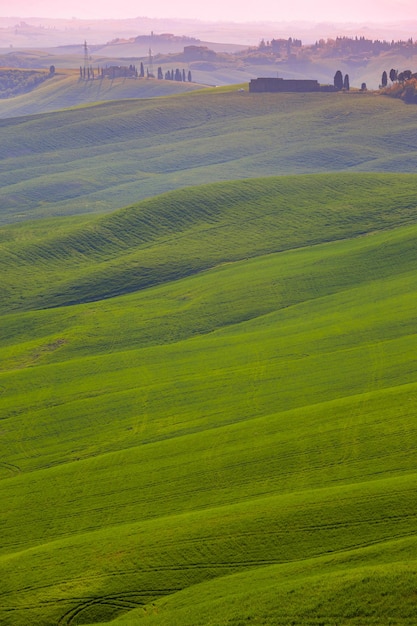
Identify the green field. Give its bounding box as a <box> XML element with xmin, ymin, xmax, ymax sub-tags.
<box><xmin>2</xmin><ymin>88</ymin><xmax>417</xmax><ymax>224</ymax></box>
<box><xmin>0</xmin><ymin>69</ymin><xmax>204</xmax><ymax>119</ymax></box>
<box><xmin>1</xmin><ymin>173</ymin><xmax>417</xmax><ymax>624</ymax></box>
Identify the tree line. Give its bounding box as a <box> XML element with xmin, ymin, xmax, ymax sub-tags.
<box><xmin>80</xmin><ymin>62</ymin><xmax>192</xmax><ymax>83</ymax></box>
<box><xmin>255</xmin><ymin>35</ymin><xmax>417</xmax><ymax>59</ymax></box>
<box><xmin>381</xmin><ymin>68</ymin><xmax>417</xmax><ymax>86</ymax></box>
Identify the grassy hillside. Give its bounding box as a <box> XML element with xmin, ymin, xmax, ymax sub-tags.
<box><xmin>1</xmin><ymin>172</ymin><xmax>417</xmax><ymax>314</ymax></box>
<box><xmin>1</xmin><ymin>174</ymin><xmax>417</xmax><ymax>624</ymax></box>
<box><xmin>0</xmin><ymin>69</ymin><xmax>204</xmax><ymax>119</ymax></box>
<box><xmin>1</xmin><ymin>88</ymin><xmax>417</xmax><ymax>225</ymax></box>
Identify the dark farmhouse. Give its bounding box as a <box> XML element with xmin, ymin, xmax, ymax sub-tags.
<box><xmin>249</xmin><ymin>78</ymin><xmax>335</xmax><ymax>93</ymax></box>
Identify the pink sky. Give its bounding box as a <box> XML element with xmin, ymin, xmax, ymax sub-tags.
<box><xmin>0</xmin><ymin>0</ymin><xmax>416</xmax><ymax>23</ymax></box>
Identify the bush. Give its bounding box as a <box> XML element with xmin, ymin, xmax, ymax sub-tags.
<box><xmin>382</xmin><ymin>70</ymin><xmax>417</xmax><ymax>104</ymax></box>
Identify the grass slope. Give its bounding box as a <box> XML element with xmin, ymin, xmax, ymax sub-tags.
<box><xmin>1</xmin><ymin>174</ymin><xmax>417</xmax><ymax>624</ymax></box>
<box><xmin>1</xmin><ymin>89</ymin><xmax>417</xmax><ymax>223</ymax></box>
<box><xmin>1</xmin><ymin>173</ymin><xmax>417</xmax><ymax>314</ymax></box>
<box><xmin>0</xmin><ymin>69</ymin><xmax>204</xmax><ymax>119</ymax></box>
<box><xmin>94</xmin><ymin>548</ymin><xmax>417</xmax><ymax>625</ymax></box>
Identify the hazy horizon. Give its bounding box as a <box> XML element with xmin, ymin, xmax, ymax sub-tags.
<box><xmin>1</xmin><ymin>0</ymin><xmax>416</xmax><ymax>24</ymax></box>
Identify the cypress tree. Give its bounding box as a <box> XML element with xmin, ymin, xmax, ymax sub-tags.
<box><xmin>343</xmin><ymin>73</ymin><xmax>350</xmax><ymax>90</ymax></box>
<box><xmin>334</xmin><ymin>70</ymin><xmax>343</xmax><ymax>90</ymax></box>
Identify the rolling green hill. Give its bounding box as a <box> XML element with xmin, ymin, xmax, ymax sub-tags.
<box><xmin>1</xmin><ymin>88</ymin><xmax>417</xmax><ymax>225</ymax></box>
<box><xmin>1</xmin><ymin>172</ymin><xmax>417</xmax><ymax>315</ymax></box>
<box><xmin>0</xmin><ymin>69</ymin><xmax>204</xmax><ymax>119</ymax></box>
<box><xmin>1</xmin><ymin>174</ymin><xmax>417</xmax><ymax>624</ymax></box>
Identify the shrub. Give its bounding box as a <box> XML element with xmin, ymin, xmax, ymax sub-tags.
<box><xmin>383</xmin><ymin>77</ymin><xmax>417</xmax><ymax>104</ymax></box>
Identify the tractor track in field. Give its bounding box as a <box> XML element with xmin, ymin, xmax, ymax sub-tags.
<box><xmin>0</xmin><ymin>462</ymin><xmax>21</xmax><ymax>478</ymax></box>
<box><xmin>57</xmin><ymin>589</ymin><xmax>179</xmax><ymax>626</ymax></box>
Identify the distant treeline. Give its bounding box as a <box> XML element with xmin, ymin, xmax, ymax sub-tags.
<box><xmin>0</xmin><ymin>68</ymin><xmax>53</xmax><ymax>98</ymax></box>
<box><xmin>255</xmin><ymin>35</ymin><xmax>417</xmax><ymax>59</ymax></box>
<box><xmin>313</xmin><ymin>36</ymin><xmax>416</xmax><ymax>56</ymax></box>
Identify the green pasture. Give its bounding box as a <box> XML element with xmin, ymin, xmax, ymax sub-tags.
<box><xmin>1</xmin><ymin>172</ymin><xmax>417</xmax><ymax>313</ymax></box>
<box><xmin>1</xmin><ymin>173</ymin><xmax>417</xmax><ymax>624</ymax></box>
<box><xmin>0</xmin><ymin>69</ymin><xmax>203</xmax><ymax>119</ymax></box>
<box><xmin>93</xmin><ymin>549</ymin><xmax>417</xmax><ymax>625</ymax></box>
<box><xmin>1</xmin><ymin>89</ymin><xmax>417</xmax><ymax>223</ymax></box>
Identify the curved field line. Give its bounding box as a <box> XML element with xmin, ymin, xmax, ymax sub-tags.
<box><xmin>0</xmin><ymin>462</ymin><xmax>21</xmax><ymax>478</ymax></box>
<box><xmin>57</xmin><ymin>590</ymin><xmax>178</xmax><ymax>626</ymax></box>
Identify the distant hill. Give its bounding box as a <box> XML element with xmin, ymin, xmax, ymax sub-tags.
<box><xmin>2</xmin><ymin>36</ymin><xmax>417</xmax><ymax>91</ymax></box>
<box><xmin>2</xmin><ymin>15</ymin><xmax>417</xmax><ymax>48</ymax></box>
<box><xmin>93</xmin><ymin>34</ymin><xmax>245</xmax><ymax>57</ymax></box>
